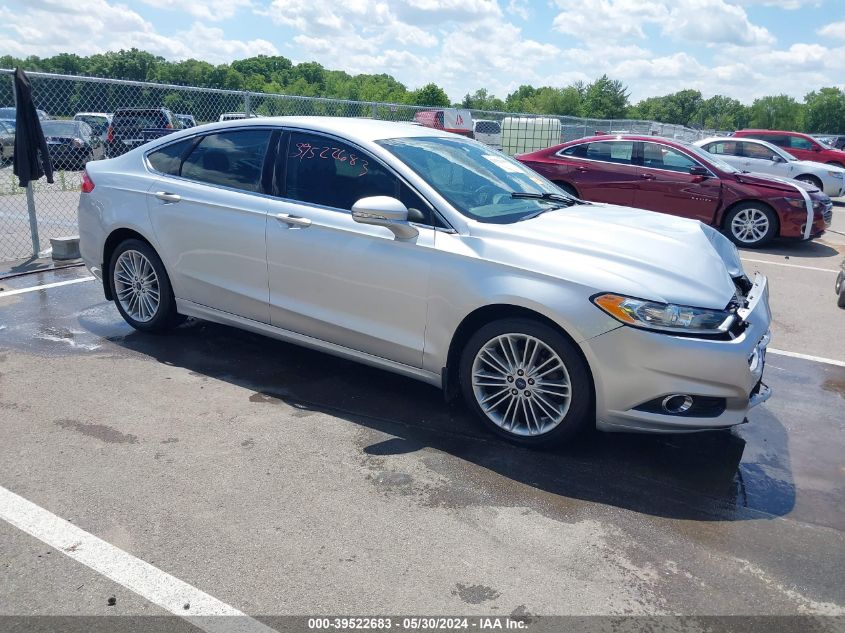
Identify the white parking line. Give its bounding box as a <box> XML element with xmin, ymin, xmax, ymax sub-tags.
<box><xmin>768</xmin><ymin>348</ymin><xmax>845</xmax><ymax>368</ymax></box>
<box><xmin>0</xmin><ymin>485</ymin><xmax>278</xmax><ymax>633</ymax></box>
<box><xmin>0</xmin><ymin>276</ymin><xmax>95</xmax><ymax>298</ymax></box>
<box><xmin>741</xmin><ymin>257</ymin><xmax>839</xmax><ymax>274</ymax></box>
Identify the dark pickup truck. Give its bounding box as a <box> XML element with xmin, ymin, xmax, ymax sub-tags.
<box><xmin>106</xmin><ymin>107</ymin><xmax>178</xmax><ymax>157</ymax></box>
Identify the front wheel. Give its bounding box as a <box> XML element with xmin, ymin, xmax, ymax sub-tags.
<box><xmin>723</xmin><ymin>203</ymin><xmax>778</xmax><ymax>248</ymax></box>
<box><xmin>794</xmin><ymin>175</ymin><xmax>822</xmax><ymax>191</ymax></box>
<box><xmin>836</xmin><ymin>271</ymin><xmax>845</xmax><ymax>309</ymax></box>
<box><xmin>109</xmin><ymin>239</ymin><xmax>182</xmax><ymax>332</ymax></box>
<box><xmin>459</xmin><ymin>318</ymin><xmax>592</xmax><ymax>447</ymax></box>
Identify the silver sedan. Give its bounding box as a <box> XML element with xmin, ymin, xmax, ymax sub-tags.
<box><xmin>78</xmin><ymin>117</ymin><xmax>772</xmax><ymax>446</ymax></box>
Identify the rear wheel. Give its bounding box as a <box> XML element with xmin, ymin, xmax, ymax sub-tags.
<box><xmin>109</xmin><ymin>239</ymin><xmax>182</xmax><ymax>332</ymax></box>
<box><xmin>836</xmin><ymin>271</ymin><xmax>845</xmax><ymax>309</ymax></box>
<box><xmin>459</xmin><ymin>318</ymin><xmax>592</xmax><ymax>447</ymax></box>
<box><xmin>723</xmin><ymin>203</ymin><xmax>778</xmax><ymax>248</ymax></box>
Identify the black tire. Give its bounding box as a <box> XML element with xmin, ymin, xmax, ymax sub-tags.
<box><xmin>459</xmin><ymin>318</ymin><xmax>592</xmax><ymax>448</ymax></box>
<box><xmin>108</xmin><ymin>239</ymin><xmax>182</xmax><ymax>332</ymax></box>
<box><xmin>554</xmin><ymin>181</ymin><xmax>579</xmax><ymax>198</ymax></box>
<box><xmin>836</xmin><ymin>271</ymin><xmax>845</xmax><ymax>309</ymax></box>
<box><xmin>795</xmin><ymin>174</ymin><xmax>822</xmax><ymax>191</ymax></box>
<box><xmin>722</xmin><ymin>203</ymin><xmax>778</xmax><ymax>248</ymax></box>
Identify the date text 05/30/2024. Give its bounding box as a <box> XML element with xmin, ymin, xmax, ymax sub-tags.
<box><xmin>307</xmin><ymin>617</ymin><xmax>529</xmax><ymax>630</ymax></box>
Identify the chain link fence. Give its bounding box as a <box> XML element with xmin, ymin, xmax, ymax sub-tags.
<box><xmin>0</xmin><ymin>69</ymin><xmax>720</xmax><ymax>262</ymax></box>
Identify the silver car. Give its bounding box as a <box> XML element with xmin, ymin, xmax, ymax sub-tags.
<box><xmin>695</xmin><ymin>136</ymin><xmax>845</xmax><ymax>198</ymax></box>
<box><xmin>78</xmin><ymin>117</ymin><xmax>773</xmax><ymax>446</ymax></box>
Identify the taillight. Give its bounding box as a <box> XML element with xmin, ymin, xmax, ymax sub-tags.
<box><xmin>81</xmin><ymin>169</ymin><xmax>95</xmax><ymax>193</ymax></box>
<box><xmin>106</xmin><ymin>125</ymin><xmax>113</xmax><ymax>142</ymax></box>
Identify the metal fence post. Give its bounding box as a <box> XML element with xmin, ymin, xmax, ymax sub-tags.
<box><xmin>25</xmin><ymin>184</ymin><xmax>40</xmax><ymax>257</ymax></box>
<box><xmin>244</xmin><ymin>92</ymin><xmax>251</xmax><ymax>116</ymax></box>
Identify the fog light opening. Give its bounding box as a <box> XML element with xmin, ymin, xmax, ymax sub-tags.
<box><xmin>662</xmin><ymin>394</ymin><xmax>694</xmax><ymax>414</ymax></box>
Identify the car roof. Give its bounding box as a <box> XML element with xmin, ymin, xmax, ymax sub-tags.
<box><xmin>735</xmin><ymin>129</ymin><xmax>808</xmax><ymax>135</ymax></box>
<box><xmin>168</xmin><ymin>116</ymin><xmax>456</xmax><ymax>143</ymax></box>
<box><xmin>75</xmin><ymin>112</ymin><xmax>111</xmax><ymax>117</ymax></box>
<box><xmin>563</xmin><ymin>134</ymin><xmax>688</xmax><ymax>145</ymax></box>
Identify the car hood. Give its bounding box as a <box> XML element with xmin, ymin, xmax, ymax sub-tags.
<box><xmin>468</xmin><ymin>204</ymin><xmax>741</xmax><ymax>310</ymax></box>
<box><xmin>733</xmin><ymin>170</ymin><xmax>818</xmax><ymax>193</ymax></box>
<box><xmin>791</xmin><ymin>159</ymin><xmax>845</xmax><ymax>175</ymax></box>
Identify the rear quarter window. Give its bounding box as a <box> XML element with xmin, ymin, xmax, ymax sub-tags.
<box><xmin>147</xmin><ymin>138</ymin><xmax>197</xmax><ymax>176</ymax></box>
<box><xmin>180</xmin><ymin>130</ymin><xmax>270</xmax><ymax>192</ymax></box>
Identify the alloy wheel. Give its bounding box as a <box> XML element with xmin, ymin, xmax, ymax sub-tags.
<box><xmin>113</xmin><ymin>249</ymin><xmax>161</xmax><ymax>323</ymax></box>
<box><xmin>730</xmin><ymin>208</ymin><xmax>770</xmax><ymax>245</ymax></box>
<box><xmin>471</xmin><ymin>333</ymin><xmax>572</xmax><ymax>437</ymax></box>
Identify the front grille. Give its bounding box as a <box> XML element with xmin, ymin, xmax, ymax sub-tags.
<box><xmin>823</xmin><ymin>202</ymin><xmax>833</xmax><ymax>226</ymax></box>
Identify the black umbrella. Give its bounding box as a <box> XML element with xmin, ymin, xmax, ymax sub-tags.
<box><xmin>13</xmin><ymin>67</ymin><xmax>53</xmax><ymax>187</ymax></box>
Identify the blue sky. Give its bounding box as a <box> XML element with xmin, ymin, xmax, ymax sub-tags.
<box><xmin>2</xmin><ymin>0</ymin><xmax>844</xmax><ymax>103</ymax></box>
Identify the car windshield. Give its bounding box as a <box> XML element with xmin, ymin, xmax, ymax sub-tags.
<box><xmin>677</xmin><ymin>139</ymin><xmax>739</xmax><ymax>174</ymax></box>
<box><xmin>42</xmin><ymin>121</ymin><xmax>81</xmax><ymax>136</ymax></box>
<box><xmin>378</xmin><ymin>136</ymin><xmax>575</xmax><ymax>223</ymax></box>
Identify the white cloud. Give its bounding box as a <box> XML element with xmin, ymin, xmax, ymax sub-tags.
<box><xmin>0</xmin><ymin>0</ymin><xmax>277</xmax><ymax>63</ymax></box>
<box><xmin>819</xmin><ymin>21</ymin><xmax>845</xmax><ymax>39</ymax></box>
<box><xmin>139</xmin><ymin>0</ymin><xmax>253</xmax><ymax>22</ymax></box>
<box><xmin>552</xmin><ymin>0</ymin><xmax>773</xmax><ymax>46</ymax></box>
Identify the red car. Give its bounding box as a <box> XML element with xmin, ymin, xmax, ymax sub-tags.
<box><xmin>516</xmin><ymin>135</ymin><xmax>832</xmax><ymax>248</ymax></box>
<box><xmin>733</xmin><ymin>129</ymin><xmax>845</xmax><ymax>168</ymax></box>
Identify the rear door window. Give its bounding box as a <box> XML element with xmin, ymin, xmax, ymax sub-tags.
<box><xmin>180</xmin><ymin>130</ymin><xmax>271</xmax><ymax>192</ymax></box>
<box><xmin>704</xmin><ymin>141</ymin><xmax>739</xmax><ymax>156</ymax></box>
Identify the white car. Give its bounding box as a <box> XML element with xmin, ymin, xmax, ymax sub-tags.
<box><xmin>696</xmin><ymin>137</ymin><xmax>845</xmax><ymax>198</ymax></box>
<box><xmin>78</xmin><ymin>117</ymin><xmax>772</xmax><ymax>446</ymax></box>
<box><xmin>472</xmin><ymin>119</ymin><xmax>502</xmax><ymax>150</ymax></box>
<box><xmin>218</xmin><ymin>112</ymin><xmax>258</xmax><ymax>122</ymax></box>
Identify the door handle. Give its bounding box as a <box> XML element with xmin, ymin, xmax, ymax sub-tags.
<box><xmin>576</xmin><ymin>166</ymin><xmax>588</xmax><ymax>172</ymax></box>
<box><xmin>275</xmin><ymin>213</ymin><xmax>312</xmax><ymax>228</ymax></box>
<box><xmin>639</xmin><ymin>173</ymin><xmax>656</xmax><ymax>180</ymax></box>
<box><xmin>154</xmin><ymin>191</ymin><xmax>181</xmax><ymax>203</ymax></box>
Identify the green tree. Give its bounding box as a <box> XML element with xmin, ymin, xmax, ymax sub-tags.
<box><xmin>748</xmin><ymin>95</ymin><xmax>805</xmax><ymax>131</ymax></box>
<box><xmin>581</xmin><ymin>75</ymin><xmax>629</xmax><ymax>119</ymax></box>
<box><xmin>407</xmin><ymin>83</ymin><xmax>450</xmax><ymax>107</ymax></box>
<box><xmin>695</xmin><ymin>95</ymin><xmax>749</xmax><ymax>131</ymax></box>
<box><xmin>804</xmin><ymin>87</ymin><xmax>845</xmax><ymax>133</ymax></box>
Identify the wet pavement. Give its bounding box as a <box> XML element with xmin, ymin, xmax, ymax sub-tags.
<box><xmin>0</xmin><ymin>265</ymin><xmax>844</xmax><ymax>620</ymax></box>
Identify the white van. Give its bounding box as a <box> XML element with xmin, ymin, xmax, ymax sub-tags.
<box><xmin>473</xmin><ymin>119</ymin><xmax>502</xmax><ymax>150</ymax></box>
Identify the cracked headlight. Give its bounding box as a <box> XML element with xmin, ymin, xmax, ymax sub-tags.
<box><xmin>592</xmin><ymin>294</ymin><xmax>736</xmax><ymax>335</ymax></box>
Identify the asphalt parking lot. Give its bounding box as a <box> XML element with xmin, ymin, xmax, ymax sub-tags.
<box><xmin>0</xmin><ymin>221</ymin><xmax>843</xmax><ymax>630</ymax></box>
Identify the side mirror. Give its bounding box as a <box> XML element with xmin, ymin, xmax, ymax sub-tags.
<box><xmin>352</xmin><ymin>196</ymin><xmax>419</xmax><ymax>241</ymax></box>
<box><xmin>689</xmin><ymin>165</ymin><xmax>709</xmax><ymax>177</ymax></box>
<box><xmin>771</xmin><ymin>155</ymin><xmax>785</xmax><ymax>163</ymax></box>
<box><xmin>812</xmin><ymin>145</ymin><xmax>822</xmax><ymax>152</ymax></box>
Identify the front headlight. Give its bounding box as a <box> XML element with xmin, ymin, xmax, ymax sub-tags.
<box><xmin>592</xmin><ymin>294</ymin><xmax>736</xmax><ymax>335</ymax></box>
<box><xmin>827</xmin><ymin>170</ymin><xmax>844</xmax><ymax>178</ymax></box>
<box><xmin>784</xmin><ymin>197</ymin><xmax>808</xmax><ymax>209</ymax></box>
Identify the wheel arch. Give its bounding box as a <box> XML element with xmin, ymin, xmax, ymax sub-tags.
<box><xmin>101</xmin><ymin>228</ymin><xmax>158</xmax><ymax>301</ymax></box>
<box><xmin>551</xmin><ymin>179</ymin><xmax>579</xmax><ymax>197</ymax></box>
<box><xmin>719</xmin><ymin>198</ymin><xmax>781</xmax><ymax>236</ymax></box>
<box><xmin>442</xmin><ymin>303</ymin><xmax>595</xmax><ymax>409</ymax></box>
<box><xmin>795</xmin><ymin>173</ymin><xmax>823</xmax><ymax>189</ymax></box>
